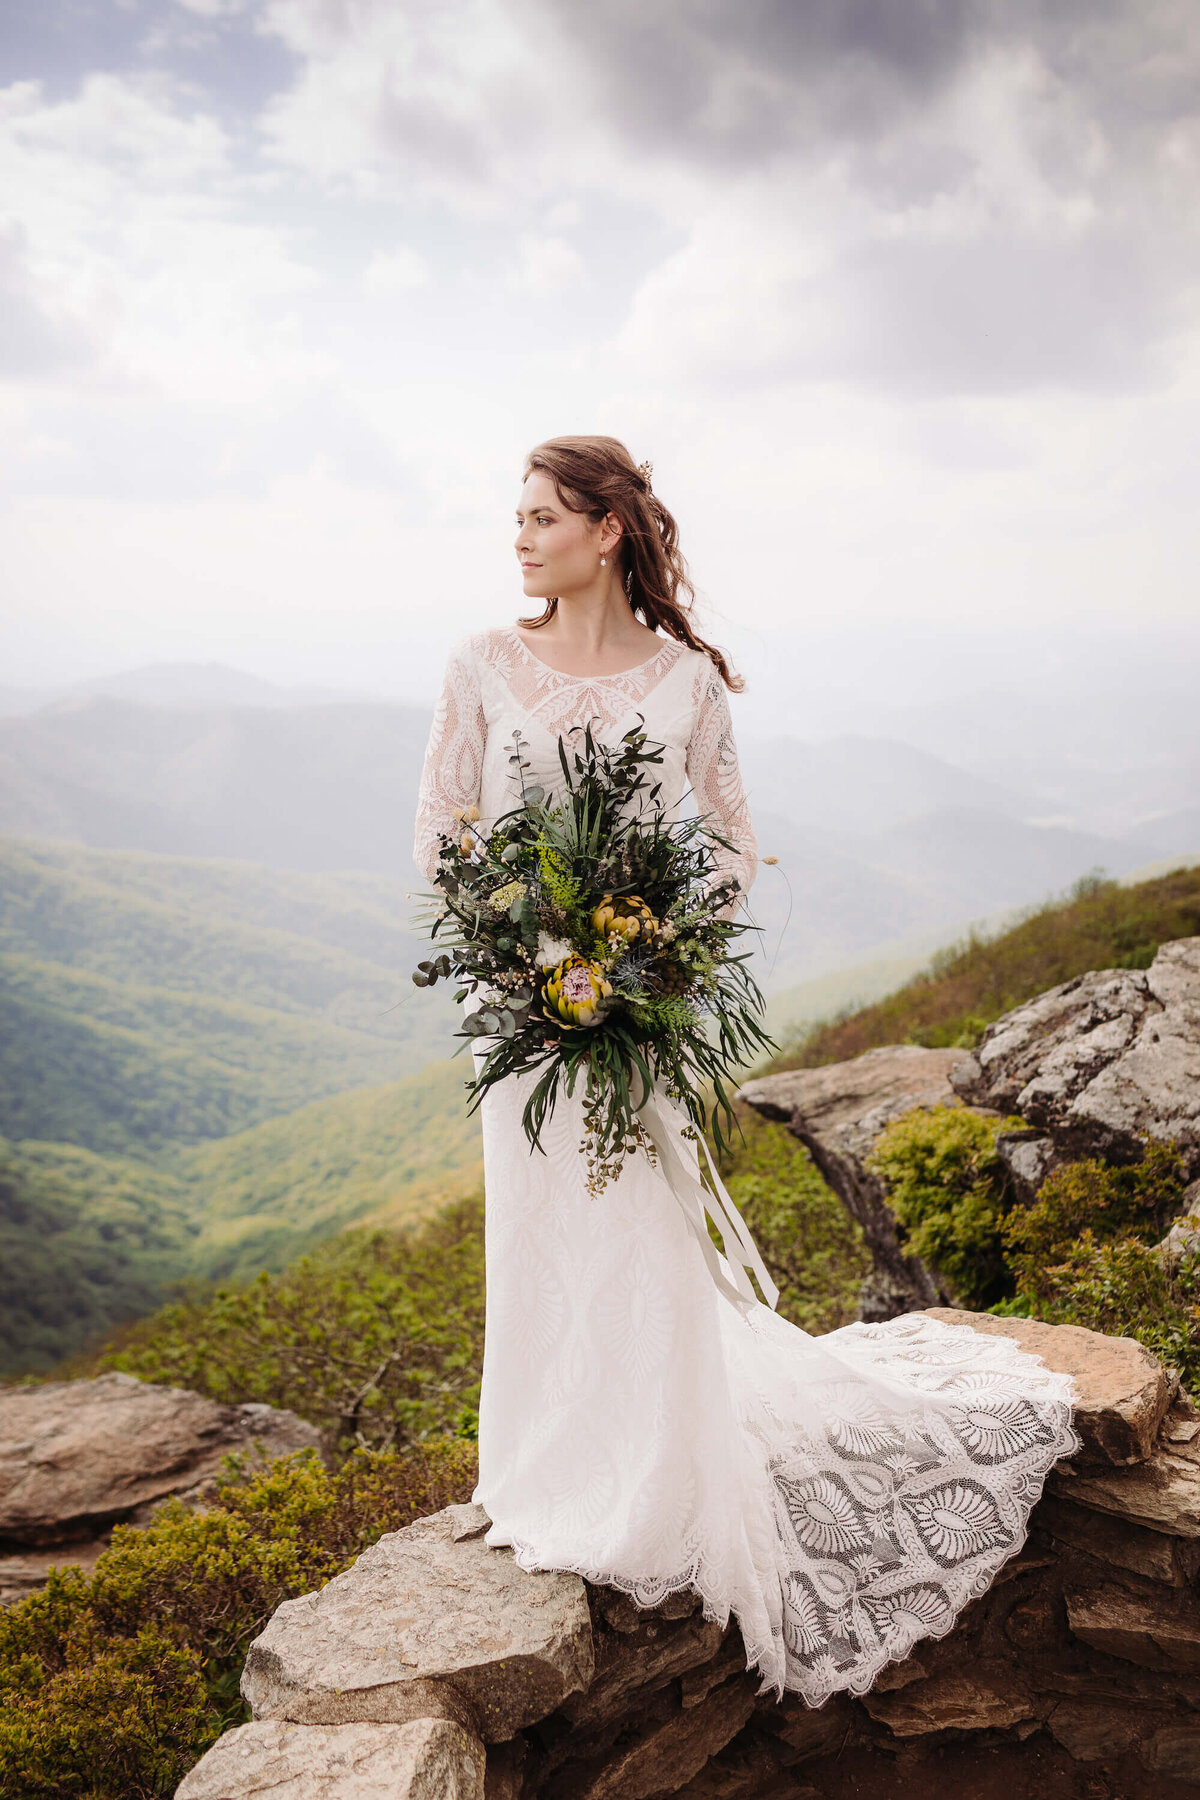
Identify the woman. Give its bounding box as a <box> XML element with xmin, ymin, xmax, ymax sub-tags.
<box><xmin>413</xmin><ymin>434</ymin><xmax>1078</xmax><ymax>1705</ymax></box>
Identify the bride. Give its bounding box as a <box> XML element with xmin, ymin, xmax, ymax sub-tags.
<box><xmin>413</xmin><ymin>434</ymin><xmax>1078</xmax><ymax>1706</ymax></box>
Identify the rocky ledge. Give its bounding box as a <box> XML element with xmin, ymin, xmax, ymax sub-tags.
<box><xmin>0</xmin><ymin>1372</ymin><xmax>323</xmax><ymax>1606</ymax></box>
<box><xmin>179</xmin><ymin>1312</ymin><xmax>1200</xmax><ymax>1800</ymax></box>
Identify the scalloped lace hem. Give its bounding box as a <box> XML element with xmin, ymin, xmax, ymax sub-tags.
<box><xmin>483</xmin><ymin>1313</ymin><xmax>1081</xmax><ymax>1708</ymax></box>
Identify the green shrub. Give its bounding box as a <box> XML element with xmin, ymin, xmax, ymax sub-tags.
<box><xmin>1019</xmin><ymin>1234</ymin><xmax>1200</xmax><ymax>1392</ymax></box>
<box><xmin>92</xmin><ymin>1197</ymin><xmax>486</xmax><ymax>1451</ymax></box>
<box><xmin>1004</xmin><ymin>1140</ymin><xmax>1188</xmax><ymax>1301</ymax></box>
<box><xmin>0</xmin><ymin>1440</ymin><xmax>477</xmax><ymax>1800</ymax></box>
<box><xmin>867</xmin><ymin>1106</ymin><xmax>1020</xmax><ymax>1308</ymax></box>
<box><xmin>718</xmin><ymin>1109</ymin><xmax>868</xmax><ymax>1332</ymax></box>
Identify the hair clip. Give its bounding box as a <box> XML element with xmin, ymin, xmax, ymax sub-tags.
<box><xmin>636</xmin><ymin>459</ymin><xmax>654</xmax><ymax>492</ymax></box>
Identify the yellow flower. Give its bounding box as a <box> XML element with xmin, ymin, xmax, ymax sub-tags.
<box><xmin>544</xmin><ymin>955</ymin><xmax>612</xmax><ymax>1028</ymax></box>
<box><xmin>591</xmin><ymin>893</ymin><xmax>658</xmax><ymax>943</ymax></box>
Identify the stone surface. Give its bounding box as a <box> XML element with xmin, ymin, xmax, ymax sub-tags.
<box><xmin>0</xmin><ymin>1372</ymin><xmax>322</xmax><ymax>1547</ymax></box>
<box><xmin>1065</xmin><ymin>1585</ymin><xmax>1200</xmax><ymax>1672</ymax></box>
<box><xmin>738</xmin><ymin>1046</ymin><xmax>965</xmax><ymax>1317</ymax></box>
<box><xmin>175</xmin><ymin>1718</ymin><xmax>485</xmax><ymax>1800</ymax></box>
<box><xmin>568</xmin><ymin>1674</ymin><xmax>757</xmax><ymax>1800</ymax></box>
<box><xmin>1051</xmin><ymin>1424</ymin><xmax>1200</xmax><ymax>1536</ymax></box>
<box><xmin>924</xmin><ymin>1307</ymin><xmax>1171</xmax><ymax>1465</ymax></box>
<box><xmin>861</xmin><ymin>1666</ymin><xmax>1035</xmax><ymax>1736</ymax></box>
<box><xmin>242</xmin><ymin>1505</ymin><xmax>593</xmax><ymax>1741</ymax></box>
<box><xmin>1141</xmin><ymin>1725</ymin><xmax>1200</xmax><ymax>1780</ymax></box>
<box><xmin>1045</xmin><ymin>1701</ymin><xmax>1142</xmax><ymax>1762</ymax></box>
<box><xmin>950</xmin><ymin>937</ymin><xmax>1200</xmax><ymax>1176</ymax></box>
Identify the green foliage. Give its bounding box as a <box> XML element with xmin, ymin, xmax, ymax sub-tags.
<box><xmin>867</xmin><ymin>1107</ymin><xmax>1200</xmax><ymax>1386</ymax></box>
<box><xmin>1018</xmin><ymin>1234</ymin><xmax>1200</xmax><ymax>1390</ymax></box>
<box><xmin>178</xmin><ymin>1060</ymin><xmax>482</xmax><ymax>1284</ymax></box>
<box><xmin>93</xmin><ymin>1197</ymin><xmax>487</xmax><ymax>1451</ymax></box>
<box><xmin>0</xmin><ymin>1062</ymin><xmax>482</xmax><ymax>1378</ymax></box>
<box><xmin>0</xmin><ymin>1440</ymin><xmax>478</xmax><ymax>1800</ymax></box>
<box><xmin>0</xmin><ymin>835</ymin><xmax>456</xmax><ymax>1158</ymax></box>
<box><xmin>1004</xmin><ymin>1140</ymin><xmax>1189</xmax><ymax>1302</ymax></box>
<box><xmin>719</xmin><ymin>1109</ymin><xmax>869</xmax><ymax>1332</ymax></box>
<box><xmin>0</xmin><ymin>1137</ymin><xmax>192</xmax><ymax>1376</ymax></box>
<box><xmin>775</xmin><ymin>865</ymin><xmax>1200</xmax><ymax>1071</ymax></box>
<box><xmin>868</xmin><ymin>1106</ymin><xmax>1022</xmax><ymax>1308</ymax></box>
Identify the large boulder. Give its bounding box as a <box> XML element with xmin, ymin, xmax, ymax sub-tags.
<box><xmin>0</xmin><ymin>1372</ymin><xmax>323</xmax><ymax>1546</ymax></box>
<box><xmin>241</xmin><ymin>1503</ymin><xmax>594</xmax><ymax>1742</ymax></box>
<box><xmin>0</xmin><ymin>1372</ymin><xmax>323</xmax><ymax>1606</ymax></box>
<box><xmin>176</xmin><ymin>1719</ymin><xmax>485</xmax><ymax>1800</ymax></box>
<box><xmin>737</xmin><ymin>1045</ymin><xmax>965</xmax><ymax>1317</ymax></box>
<box><xmin>176</xmin><ymin>1311</ymin><xmax>1200</xmax><ymax>1800</ymax></box>
<box><xmin>950</xmin><ymin>937</ymin><xmax>1200</xmax><ymax>1177</ymax></box>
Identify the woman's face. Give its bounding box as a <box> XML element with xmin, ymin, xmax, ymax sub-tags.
<box><xmin>514</xmin><ymin>470</ymin><xmax>611</xmax><ymax>599</ymax></box>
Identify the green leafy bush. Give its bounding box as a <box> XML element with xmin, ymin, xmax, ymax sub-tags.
<box><xmin>1004</xmin><ymin>1139</ymin><xmax>1189</xmax><ymax>1301</ymax></box>
<box><xmin>1016</xmin><ymin>1233</ymin><xmax>1200</xmax><ymax>1392</ymax></box>
<box><xmin>92</xmin><ymin>1197</ymin><xmax>486</xmax><ymax>1451</ymax></box>
<box><xmin>868</xmin><ymin>1106</ymin><xmax>1199</xmax><ymax>1387</ymax></box>
<box><xmin>867</xmin><ymin>1106</ymin><xmax>1021</xmax><ymax>1308</ymax></box>
<box><xmin>0</xmin><ymin>1440</ymin><xmax>478</xmax><ymax>1800</ymax></box>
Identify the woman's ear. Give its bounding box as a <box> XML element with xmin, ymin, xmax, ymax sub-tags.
<box><xmin>603</xmin><ymin>510</ymin><xmax>623</xmax><ymax>547</ymax></box>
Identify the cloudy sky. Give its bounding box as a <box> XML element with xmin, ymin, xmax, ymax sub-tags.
<box><xmin>2</xmin><ymin>0</ymin><xmax>1198</xmax><ymax>726</ymax></box>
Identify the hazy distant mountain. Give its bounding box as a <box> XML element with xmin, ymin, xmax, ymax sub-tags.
<box><xmin>738</xmin><ymin>733</ymin><xmax>1038</xmax><ymax>837</ymax></box>
<box><xmin>0</xmin><ymin>696</ymin><xmax>431</xmax><ymax>872</ymax></box>
<box><xmin>1</xmin><ymin>692</ymin><xmax>1196</xmax><ymax>989</ymax></box>
<box><xmin>0</xmin><ymin>661</ymin><xmax>384</xmax><ymax>717</ymax></box>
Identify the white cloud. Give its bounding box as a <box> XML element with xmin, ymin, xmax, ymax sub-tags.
<box><xmin>363</xmin><ymin>246</ymin><xmax>431</xmax><ymax>295</ymax></box>
<box><xmin>510</xmin><ymin>235</ymin><xmax>584</xmax><ymax>296</ymax></box>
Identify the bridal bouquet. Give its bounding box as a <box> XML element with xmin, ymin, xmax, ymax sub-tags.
<box><xmin>413</xmin><ymin>722</ymin><xmax>774</xmax><ymax>1192</ymax></box>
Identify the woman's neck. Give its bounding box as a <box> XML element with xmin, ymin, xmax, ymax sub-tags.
<box><xmin>516</xmin><ymin>591</ymin><xmax>660</xmax><ymax>677</ymax></box>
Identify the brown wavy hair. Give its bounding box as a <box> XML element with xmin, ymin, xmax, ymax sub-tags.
<box><xmin>519</xmin><ymin>435</ymin><xmax>743</xmax><ymax>692</ymax></box>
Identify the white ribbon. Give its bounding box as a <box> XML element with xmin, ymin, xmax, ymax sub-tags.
<box><xmin>636</xmin><ymin>1087</ymin><xmax>779</xmax><ymax>1314</ymax></box>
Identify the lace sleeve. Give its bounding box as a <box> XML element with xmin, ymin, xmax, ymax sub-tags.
<box><xmin>413</xmin><ymin>637</ymin><xmax>487</xmax><ymax>881</ymax></box>
<box><xmin>686</xmin><ymin>660</ymin><xmax>758</xmax><ymax>909</ymax></box>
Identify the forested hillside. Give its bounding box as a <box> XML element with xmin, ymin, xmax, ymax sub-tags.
<box><xmin>0</xmin><ymin>1059</ymin><xmax>481</xmax><ymax>1374</ymax></box>
<box><xmin>0</xmin><ymin>836</ymin><xmax>477</xmax><ymax>1374</ymax></box>
<box><xmin>0</xmin><ymin>837</ymin><xmax>453</xmax><ymax>1154</ymax></box>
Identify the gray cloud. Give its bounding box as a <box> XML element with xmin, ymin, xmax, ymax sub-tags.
<box><xmin>531</xmin><ymin>0</ymin><xmax>1190</xmax><ymax>170</ymax></box>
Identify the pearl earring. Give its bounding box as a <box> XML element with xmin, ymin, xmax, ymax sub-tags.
<box><xmin>600</xmin><ymin>552</ymin><xmax>607</xmax><ymax>567</ymax></box>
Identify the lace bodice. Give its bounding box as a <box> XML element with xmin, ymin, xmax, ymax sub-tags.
<box><xmin>413</xmin><ymin>626</ymin><xmax>757</xmax><ymax>902</ymax></box>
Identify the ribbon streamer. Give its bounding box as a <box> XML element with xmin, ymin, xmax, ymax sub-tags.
<box><xmin>637</xmin><ymin>1088</ymin><xmax>779</xmax><ymax>1314</ymax></box>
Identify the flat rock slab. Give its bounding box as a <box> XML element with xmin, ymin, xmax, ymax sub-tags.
<box><xmin>739</xmin><ymin>1047</ymin><xmax>965</xmax><ymax>1316</ymax></box>
<box><xmin>1053</xmin><ymin>1430</ymin><xmax>1200</xmax><ymax>1538</ymax></box>
<box><xmin>1066</xmin><ymin>1584</ymin><xmax>1200</xmax><ymax>1672</ymax></box>
<box><xmin>925</xmin><ymin>1308</ymin><xmax>1170</xmax><ymax>1466</ymax></box>
<box><xmin>242</xmin><ymin>1505</ymin><xmax>593</xmax><ymax>1742</ymax></box>
<box><xmin>175</xmin><ymin>1718</ymin><xmax>485</xmax><ymax>1800</ymax></box>
<box><xmin>951</xmin><ymin>937</ymin><xmax>1200</xmax><ymax>1176</ymax></box>
<box><xmin>0</xmin><ymin>1373</ymin><xmax>323</xmax><ymax>1545</ymax></box>
<box><xmin>862</xmin><ymin>1666</ymin><xmax>1034</xmax><ymax>1736</ymax></box>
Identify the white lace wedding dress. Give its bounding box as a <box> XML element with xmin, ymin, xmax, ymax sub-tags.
<box><xmin>414</xmin><ymin>626</ymin><xmax>1079</xmax><ymax>1706</ymax></box>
